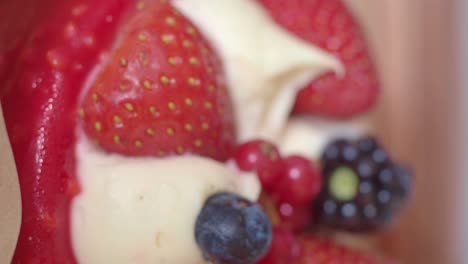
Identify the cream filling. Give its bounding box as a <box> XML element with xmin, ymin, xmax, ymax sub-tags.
<box><xmin>174</xmin><ymin>0</ymin><xmax>342</xmax><ymax>142</ymax></box>
<box><xmin>71</xmin><ymin>137</ymin><xmax>259</xmax><ymax>264</ymax></box>
<box><xmin>279</xmin><ymin>117</ymin><xmax>372</xmax><ymax>158</ymax></box>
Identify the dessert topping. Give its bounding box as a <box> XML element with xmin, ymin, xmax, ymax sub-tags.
<box><xmin>259</xmin><ymin>0</ymin><xmax>380</xmax><ymax>118</ymax></box>
<box><xmin>195</xmin><ymin>192</ymin><xmax>272</xmax><ymax>264</ymax></box>
<box><xmin>233</xmin><ymin>140</ymin><xmax>283</xmax><ymax>190</ymax></box>
<box><xmin>315</xmin><ymin>136</ymin><xmax>412</xmax><ymax>231</ymax></box>
<box><xmin>80</xmin><ymin>2</ymin><xmax>235</xmax><ymax>161</ymax></box>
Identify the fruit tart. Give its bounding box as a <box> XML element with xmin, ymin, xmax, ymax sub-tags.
<box><xmin>0</xmin><ymin>0</ymin><xmax>412</xmax><ymax>263</ymax></box>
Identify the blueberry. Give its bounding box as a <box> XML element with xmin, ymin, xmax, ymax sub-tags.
<box><xmin>195</xmin><ymin>192</ymin><xmax>272</xmax><ymax>264</ymax></box>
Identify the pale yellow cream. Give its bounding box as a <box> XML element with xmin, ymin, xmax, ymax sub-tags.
<box><xmin>72</xmin><ymin>137</ymin><xmax>259</xmax><ymax>264</ymax></box>
<box><xmin>174</xmin><ymin>0</ymin><xmax>342</xmax><ymax>142</ymax></box>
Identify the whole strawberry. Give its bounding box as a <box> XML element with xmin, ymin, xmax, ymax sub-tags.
<box><xmin>80</xmin><ymin>2</ymin><xmax>235</xmax><ymax>160</ymax></box>
<box><xmin>258</xmin><ymin>0</ymin><xmax>379</xmax><ymax>118</ymax></box>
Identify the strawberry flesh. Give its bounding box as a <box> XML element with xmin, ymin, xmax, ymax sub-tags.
<box><xmin>258</xmin><ymin>0</ymin><xmax>380</xmax><ymax>118</ymax></box>
<box><xmin>80</xmin><ymin>2</ymin><xmax>236</xmax><ymax>160</ymax></box>
<box><xmin>0</xmin><ymin>0</ymin><xmax>133</xmax><ymax>262</ymax></box>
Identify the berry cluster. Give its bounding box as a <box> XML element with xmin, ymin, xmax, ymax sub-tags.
<box><xmin>194</xmin><ymin>139</ymin><xmax>322</xmax><ymax>264</ymax></box>
<box><xmin>315</xmin><ymin>137</ymin><xmax>412</xmax><ymax>231</ymax></box>
<box><xmin>233</xmin><ymin>140</ymin><xmax>322</xmax><ymax>233</ymax></box>
<box><xmin>197</xmin><ymin>137</ymin><xmax>411</xmax><ymax>263</ymax></box>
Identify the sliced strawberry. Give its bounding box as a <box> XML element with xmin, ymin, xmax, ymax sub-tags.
<box><xmin>80</xmin><ymin>2</ymin><xmax>235</xmax><ymax>160</ymax></box>
<box><xmin>258</xmin><ymin>0</ymin><xmax>379</xmax><ymax>118</ymax></box>
<box><xmin>0</xmin><ymin>0</ymin><xmax>133</xmax><ymax>262</ymax></box>
<box><xmin>259</xmin><ymin>228</ymin><xmax>395</xmax><ymax>264</ymax></box>
<box><xmin>298</xmin><ymin>235</ymin><xmax>396</xmax><ymax>264</ymax></box>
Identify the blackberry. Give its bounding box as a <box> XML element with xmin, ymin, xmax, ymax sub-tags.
<box><xmin>314</xmin><ymin>136</ymin><xmax>411</xmax><ymax>232</ymax></box>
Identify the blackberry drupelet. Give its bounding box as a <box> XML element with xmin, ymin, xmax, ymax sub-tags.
<box><xmin>314</xmin><ymin>136</ymin><xmax>411</xmax><ymax>232</ymax></box>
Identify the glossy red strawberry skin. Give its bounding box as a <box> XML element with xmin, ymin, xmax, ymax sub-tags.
<box><xmin>259</xmin><ymin>228</ymin><xmax>395</xmax><ymax>264</ymax></box>
<box><xmin>298</xmin><ymin>236</ymin><xmax>395</xmax><ymax>264</ymax></box>
<box><xmin>80</xmin><ymin>3</ymin><xmax>235</xmax><ymax>160</ymax></box>
<box><xmin>0</xmin><ymin>0</ymin><xmax>133</xmax><ymax>262</ymax></box>
<box><xmin>258</xmin><ymin>0</ymin><xmax>379</xmax><ymax>118</ymax></box>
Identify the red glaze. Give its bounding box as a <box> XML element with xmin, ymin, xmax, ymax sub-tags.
<box><xmin>0</xmin><ymin>0</ymin><xmax>133</xmax><ymax>262</ymax></box>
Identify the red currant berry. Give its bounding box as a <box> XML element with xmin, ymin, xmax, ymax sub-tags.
<box><xmin>274</xmin><ymin>156</ymin><xmax>322</xmax><ymax>204</ymax></box>
<box><xmin>233</xmin><ymin>140</ymin><xmax>283</xmax><ymax>189</ymax></box>
<box><xmin>276</xmin><ymin>201</ymin><xmax>312</xmax><ymax>233</ymax></box>
<box><xmin>257</xmin><ymin>227</ymin><xmax>301</xmax><ymax>264</ymax></box>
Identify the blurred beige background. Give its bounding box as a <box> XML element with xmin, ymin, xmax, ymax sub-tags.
<box><xmin>0</xmin><ymin>105</ymin><xmax>21</xmax><ymax>262</ymax></box>
<box><xmin>347</xmin><ymin>0</ymin><xmax>460</xmax><ymax>263</ymax></box>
